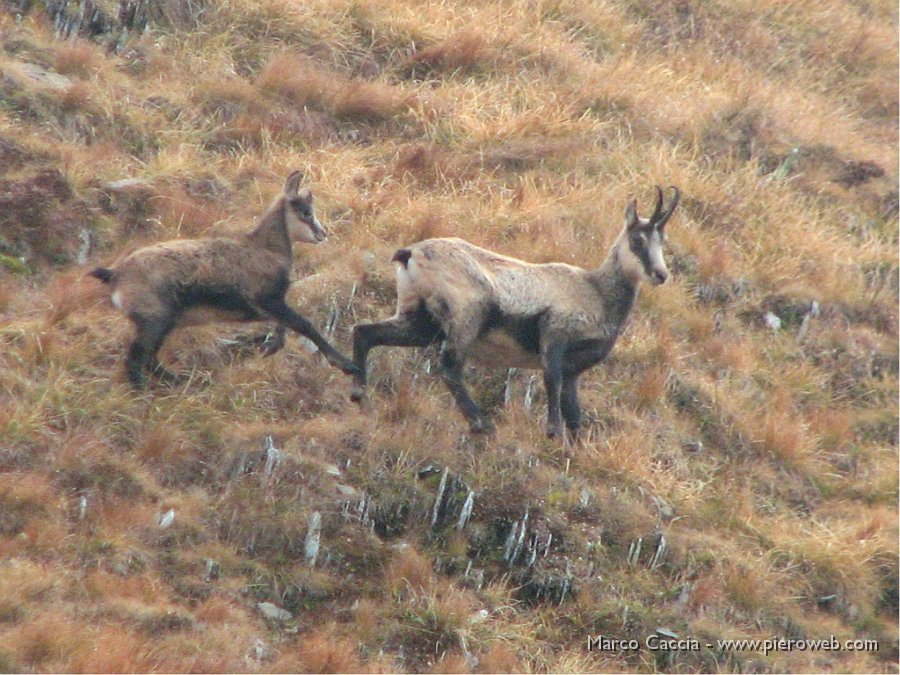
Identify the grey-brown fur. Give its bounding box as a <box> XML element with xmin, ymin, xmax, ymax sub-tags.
<box><xmin>351</xmin><ymin>186</ymin><xmax>679</xmax><ymax>440</ymax></box>
<box><xmin>89</xmin><ymin>170</ymin><xmax>358</xmax><ymax>388</ymax></box>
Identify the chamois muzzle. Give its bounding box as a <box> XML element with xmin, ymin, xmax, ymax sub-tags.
<box><xmin>310</xmin><ymin>217</ymin><xmax>327</xmax><ymax>243</ymax></box>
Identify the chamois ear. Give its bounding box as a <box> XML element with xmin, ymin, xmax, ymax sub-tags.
<box><xmin>283</xmin><ymin>170</ymin><xmax>304</xmax><ymax>197</ymax></box>
<box><xmin>624</xmin><ymin>198</ymin><xmax>639</xmax><ymax>230</ymax></box>
<box><xmin>297</xmin><ymin>187</ymin><xmax>313</xmax><ymax>202</ymax></box>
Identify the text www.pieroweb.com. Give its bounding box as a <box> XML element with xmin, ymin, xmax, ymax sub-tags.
<box><xmin>587</xmin><ymin>634</ymin><xmax>879</xmax><ymax>656</ymax></box>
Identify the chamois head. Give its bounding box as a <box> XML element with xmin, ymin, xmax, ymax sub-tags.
<box><xmin>622</xmin><ymin>186</ymin><xmax>680</xmax><ymax>286</ymax></box>
<box><xmin>282</xmin><ymin>170</ymin><xmax>326</xmax><ymax>244</ymax></box>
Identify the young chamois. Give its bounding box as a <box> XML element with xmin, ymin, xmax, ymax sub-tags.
<box><xmin>90</xmin><ymin>170</ymin><xmax>358</xmax><ymax>388</ymax></box>
<box><xmin>350</xmin><ymin>186</ymin><xmax>680</xmax><ymax>440</ymax></box>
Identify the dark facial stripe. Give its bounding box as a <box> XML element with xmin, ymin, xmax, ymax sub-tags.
<box><xmin>628</xmin><ymin>229</ymin><xmax>655</xmax><ymax>278</ymax></box>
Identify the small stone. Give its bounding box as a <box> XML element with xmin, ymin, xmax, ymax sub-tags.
<box><xmin>470</xmin><ymin>609</ymin><xmax>489</xmax><ymax>623</ymax></box>
<box><xmin>76</xmin><ymin>228</ymin><xmax>91</xmax><ymax>265</ymax></box>
<box><xmin>684</xmin><ymin>439</ymin><xmax>703</xmax><ymax>453</ymax></box>
<box><xmin>249</xmin><ymin>638</ymin><xmax>273</xmax><ymax>662</ymax></box>
<box><xmin>203</xmin><ymin>559</ymin><xmax>220</xmax><ymax>582</ymax></box>
<box><xmin>105</xmin><ymin>177</ymin><xmax>153</xmax><ymax>192</ymax></box>
<box><xmin>157</xmin><ymin>509</ymin><xmax>175</xmax><ymax>529</ymax></box>
<box><xmin>257</xmin><ymin>602</ymin><xmax>292</xmax><ymax>622</ymax></box>
<box><xmin>417</xmin><ymin>464</ymin><xmax>443</xmax><ymax>479</ymax></box>
<box><xmin>7</xmin><ymin>61</ymin><xmax>72</xmax><ymax>91</ymax></box>
<box><xmin>764</xmin><ymin>311</ymin><xmax>782</xmax><ymax>331</ymax></box>
<box><xmin>304</xmin><ymin>511</ymin><xmax>321</xmax><ymax>567</ymax></box>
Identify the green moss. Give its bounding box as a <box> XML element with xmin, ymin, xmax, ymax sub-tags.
<box><xmin>0</xmin><ymin>254</ymin><xmax>29</xmax><ymax>275</ymax></box>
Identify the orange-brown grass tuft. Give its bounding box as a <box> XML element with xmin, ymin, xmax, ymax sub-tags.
<box><xmin>5</xmin><ymin>609</ymin><xmax>86</xmax><ymax>670</ymax></box>
<box><xmin>354</xmin><ymin>597</ymin><xmax>383</xmax><ymax>643</ymax></box>
<box><xmin>257</xmin><ymin>52</ymin><xmax>332</xmax><ymax>108</ymax></box>
<box><xmin>386</xmin><ymin>545</ymin><xmax>435</xmax><ymax>597</ymax></box>
<box><xmin>428</xmin><ymin>653</ymin><xmax>470</xmax><ymax>673</ymax></box>
<box><xmin>256</xmin><ymin>51</ymin><xmax>408</xmax><ymax>123</ymax></box>
<box><xmin>632</xmin><ymin>365</ymin><xmax>669</xmax><ymax>411</ymax></box>
<box><xmin>0</xmin><ymin>1</ymin><xmax>895</xmax><ymax>672</ymax></box>
<box><xmin>753</xmin><ymin>390</ymin><xmax>814</xmax><ymax>467</ymax></box>
<box><xmin>331</xmin><ymin>79</ymin><xmax>410</xmax><ymax>123</ymax></box>
<box><xmin>478</xmin><ymin>643</ymin><xmax>522</xmax><ymax>673</ymax></box>
<box><xmin>275</xmin><ymin>624</ymin><xmax>362</xmax><ymax>674</ymax></box>
<box><xmin>52</xmin><ymin>39</ymin><xmax>99</xmax><ymax>78</ymax></box>
<box><xmin>809</xmin><ymin>406</ymin><xmax>855</xmax><ymax>452</ymax></box>
<box><xmin>42</xmin><ymin>268</ymin><xmax>107</xmax><ymax>328</ymax></box>
<box><xmin>408</xmin><ymin>29</ymin><xmax>493</xmax><ymax>78</ymax></box>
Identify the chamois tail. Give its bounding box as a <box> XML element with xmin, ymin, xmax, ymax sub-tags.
<box><xmin>89</xmin><ymin>267</ymin><xmax>114</xmax><ymax>283</ymax></box>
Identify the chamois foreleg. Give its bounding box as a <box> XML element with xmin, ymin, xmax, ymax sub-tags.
<box><xmin>350</xmin><ymin>308</ymin><xmax>440</xmax><ymax>402</ymax></box>
<box><xmin>542</xmin><ymin>342</ymin><xmax>567</xmax><ymax>439</ymax></box>
<box><xmin>257</xmin><ymin>297</ymin><xmax>359</xmax><ymax>376</ymax></box>
<box><xmin>560</xmin><ymin>373</ymin><xmax>581</xmax><ymax>439</ymax></box>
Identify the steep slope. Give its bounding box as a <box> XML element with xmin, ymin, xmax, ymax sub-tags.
<box><xmin>0</xmin><ymin>1</ymin><xmax>896</xmax><ymax>672</ymax></box>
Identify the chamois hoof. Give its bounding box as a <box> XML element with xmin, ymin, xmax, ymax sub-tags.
<box><xmin>470</xmin><ymin>418</ymin><xmax>496</xmax><ymax>435</ymax></box>
<box><xmin>260</xmin><ymin>341</ymin><xmax>284</xmax><ymax>358</ymax></box>
<box><xmin>154</xmin><ymin>369</ymin><xmax>187</xmax><ymax>386</ymax></box>
<box><xmin>350</xmin><ymin>386</ymin><xmax>366</xmax><ymax>404</ymax></box>
<box><xmin>247</xmin><ymin>330</ymin><xmax>285</xmax><ymax>357</ymax></box>
<box><xmin>546</xmin><ymin>425</ymin><xmax>563</xmax><ymax>440</ymax></box>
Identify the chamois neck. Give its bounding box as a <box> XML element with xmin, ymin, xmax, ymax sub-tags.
<box><xmin>246</xmin><ymin>197</ymin><xmax>292</xmax><ymax>257</ymax></box>
<box><xmin>592</xmin><ymin>235</ymin><xmax>639</xmax><ymax>325</ymax></box>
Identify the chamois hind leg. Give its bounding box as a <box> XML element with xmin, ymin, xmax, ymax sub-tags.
<box><xmin>350</xmin><ymin>307</ymin><xmax>440</xmax><ymax>402</ymax></box>
<box><xmin>560</xmin><ymin>374</ymin><xmax>582</xmax><ymax>441</ymax></box>
<box><xmin>257</xmin><ymin>297</ymin><xmax>359</xmax><ymax>375</ymax></box>
<box><xmin>126</xmin><ymin>314</ymin><xmax>175</xmax><ymax>389</ymax></box>
<box><xmin>439</xmin><ymin>307</ymin><xmax>495</xmax><ymax>434</ymax></box>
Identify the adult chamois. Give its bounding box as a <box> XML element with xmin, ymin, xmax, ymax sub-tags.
<box><xmin>350</xmin><ymin>186</ymin><xmax>680</xmax><ymax>440</ymax></box>
<box><xmin>90</xmin><ymin>170</ymin><xmax>358</xmax><ymax>388</ymax></box>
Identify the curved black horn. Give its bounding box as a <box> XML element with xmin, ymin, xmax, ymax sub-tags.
<box><xmin>655</xmin><ymin>186</ymin><xmax>680</xmax><ymax>229</ymax></box>
<box><xmin>649</xmin><ymin>185</ymin><xmax>664</xmax><ymax>224</ymax></box>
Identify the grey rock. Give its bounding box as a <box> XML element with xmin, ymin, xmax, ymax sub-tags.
<box><xmin>764</xmin><ymin>311</ymin><xmax>782</xmax><ymax>331</ymax></box>
<box><xmin>304</xmin><ymin>511</ymin><xmax>321</xmax><ymax>567</ymax></box>
<box><xmin>157</xmin><ymin>508</ymin><xmax>175</xmax><ymax>529</ymax></box>
<box><xmin>257</xmin><ymin>602</ymin><xmax>292</xmax><ymax>622</ymax></box>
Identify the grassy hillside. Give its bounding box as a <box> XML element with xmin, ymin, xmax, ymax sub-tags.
<box><xmin>0</xmin><ymin>0</ymin><xmax>896</xmax><ymax>672</ymax></box>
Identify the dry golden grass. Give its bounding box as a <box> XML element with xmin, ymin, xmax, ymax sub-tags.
<box><xmin>0</xmin><ymin>0</ymin><xmax>895</xmax><ymax>672</ymax></box>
